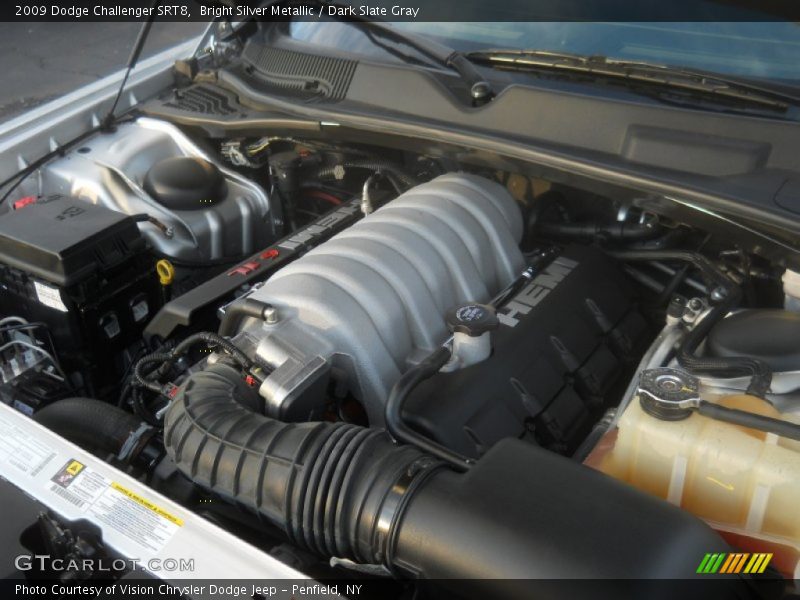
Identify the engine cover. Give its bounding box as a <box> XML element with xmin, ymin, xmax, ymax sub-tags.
<box><xmin>404</xmin><ymin>244</ymin><xmax>649</xmax><ymax>457</ymax></box>
<box><xmin>241</xmin><ymin>173</ymin><xmax>526</xmax><ymax>425</ymax></box>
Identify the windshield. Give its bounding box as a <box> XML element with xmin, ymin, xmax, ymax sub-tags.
<box><xmin>288</xmin><ymin>21</ymin><xmax>800</xmax><ymax>84</ymax></box>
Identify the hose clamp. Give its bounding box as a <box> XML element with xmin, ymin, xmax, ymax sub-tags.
<box><xmin>117</xmin><ymin>423</ymin><xmax>155</xmax><ymax>463</ymax></box>
<box><xmin>374</xmin><ymin>456</ymin><xmax>444</xmax><ymax>566</ymax></box>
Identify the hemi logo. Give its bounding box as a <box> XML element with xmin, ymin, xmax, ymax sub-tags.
<box><xmin>697</xmin><ymin>553</ymin><xmax>773</xmax><ymax>574</ymax></box>
<box><xmin>497</xmin><ymin>256</ymin><xmax>578</xmax><ymax>327</ymax></box>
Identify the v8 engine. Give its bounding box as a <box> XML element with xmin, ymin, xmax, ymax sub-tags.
<box><xmin>221</xmin><ymin>173</ymin><xmax>648</xmax><ymax>458</ymax></box>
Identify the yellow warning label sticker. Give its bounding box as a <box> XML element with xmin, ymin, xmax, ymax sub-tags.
<box><xmin>110</xmin><ymin>482</ymin><xmax>184</xmax><ymax>527</ymax></box>
<box><xmin>65</xmin><ymin>460</ymin><xmax>84</xmax><ymax>475</ymax></box>
<box><xmin>42</xmin><ymin>454</ymin><xmax>184</xmax><ymax>555</ymax></box>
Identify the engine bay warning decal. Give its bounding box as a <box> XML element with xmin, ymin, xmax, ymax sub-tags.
<box><xmin>49</xmin><ymin>459</ymin><xmax>108</xmax><ymax>508</ymax></box>
<box><xmin>0</xmin><ymin>414</ymin><xmax>57</xmax><ymax>476</ymax></box>
<box><xmin>89</xmin><ymin>482</ymin><xmax>184</xmax><ymax>554</ymax></box>
<box><xmin>46</xmin><ymin>458</ymin><xmax>183</xmax><ymax>554</ymax></box>
<box><xmin>33</xmin><ymin>280</ymin><xmax>69</xmax><ymax>312</ymax></box>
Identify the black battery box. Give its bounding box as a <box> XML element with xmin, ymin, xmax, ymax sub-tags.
<box><xmin>0</xmin><ymin>198</ymin><xmax>161</xmax><ymax>398</ymax></box>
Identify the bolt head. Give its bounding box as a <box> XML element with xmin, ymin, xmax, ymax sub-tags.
<box><xmin>470</xmin><ymin>81</ymin><xmax>492</xmax><ymax>102</ymax></box>
<box><xmin>264</xmin><ymin>307</ymin><xmax>279</xmax><ymax>324</ymax></box>
<box><xmin>710</xmin><ymin>286</ymin><xmax>728</xmax><ymax>302</ymax></box>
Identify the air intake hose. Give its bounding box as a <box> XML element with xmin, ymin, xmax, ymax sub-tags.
<box><xmin>163</xmin><ymin>363</ymin><xmax>440</xmax><ymax>564</ymax></box>
<box><xmin>163</xmin><ymin>363</ymin><xmax>734</xmax><ymax>598</ymax></box>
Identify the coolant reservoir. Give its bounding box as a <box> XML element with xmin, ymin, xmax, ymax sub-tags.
<box><xmin>590</xmin><ymin>387</ymin><xmax>800</xmax><ymax>578</ymax></box>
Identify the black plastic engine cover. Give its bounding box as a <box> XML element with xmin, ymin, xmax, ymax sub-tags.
<box><xmin>404</xmin><ymin>245</ymin><xmax>649</xmax><ymax>458</ymax></box>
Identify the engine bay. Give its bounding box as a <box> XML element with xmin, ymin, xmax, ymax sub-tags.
<box><xmin>2</xmin><ymin>80</ymin><xmax>800</xmax><ymax>596</ymax></box>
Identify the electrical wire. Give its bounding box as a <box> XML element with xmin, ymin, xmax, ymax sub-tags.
<box><xmin>0</xmin><ymin>12</ymin><xmax>155</xmax><ymax>206</ymax></box>
<box><xmin>0</xmin><ymin>127</ymin><xmax>101</xmax><ymax>205</ymax></box>
<box><xmin>304</xmin><ymin>189</ymin><xmax>343</xmax><ymax>206</ymax></box>
<box><xmin>130</xmin><ymin>332</ymin><xmax>267</xmax><ymax>425</ymax></box>
<box><xmin>314</xmin><ymin>159</ymin><xmax>417</xmax><ymax>190</ymax></box>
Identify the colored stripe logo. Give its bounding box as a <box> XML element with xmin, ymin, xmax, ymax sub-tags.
<box><xmin>697</xmin><ymin>553</ymin><xmax>772</xmax><ymax>574</ymax></box>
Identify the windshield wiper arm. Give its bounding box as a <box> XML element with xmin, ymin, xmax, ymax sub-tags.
<box><xmin>466</xmin><ymin>49</ymin><xmax>798</xmax><ymax>111</ymax></box>
<box><xmin>361</xmin><ymin>22</ymin><xmax>494</xmax><ymax>105</ymax></box>
<box><xmin>271</xmin><ymin>0</ymin><xmax>493</xmax><ymax>105</ymax></box>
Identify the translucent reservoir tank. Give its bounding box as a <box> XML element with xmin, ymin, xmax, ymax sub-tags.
<box><xmin>589</xmin><ymin>393</ymin><xmax>800</xmax><ymax>578</ymax></box>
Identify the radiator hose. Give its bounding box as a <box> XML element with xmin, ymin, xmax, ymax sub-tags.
<box><xmin>162</xmin><ymin>363</ymin><xmax>734</xmax><ymax>598</ymax></box>
<box><xmin>34</xmin><ymin>398</ymin><xmax>159</xmax><ymax>468</ymax></box>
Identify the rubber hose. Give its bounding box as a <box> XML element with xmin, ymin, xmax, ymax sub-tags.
<box><xmin>522</xmin><ymin>190</ymin><xmax>568</xmax><ymax>251</ymax></box>
<box><xmin>163</xmin><ymin>363</ymin><xmax>442</xmax><ymax>563</ymax></box>
<box><xmin>385</xmin><ymin>346</ymin><xmax>474</xmax><ymax>471</ymax></box>
<box><xmin>538</xmin><ymin>221</ymin><xmax>663</xmax><ymax>241</ymax></box>
<box><xmin>608</xmin><ymin>250</ymin><xmax>772</xmax><ymax>397</ymax></box>
<box><xmin>606</xmin><ymin>250</ymin><xmax>731</xmax><ymax>289</ymax></box>
<box><xmin>675</xmin><ymin>284</ymin><xmax>771</xmax><ymax>397</ymax></box>
<box><xmin>218</xmin><ymin>297</ymin><xmax>273</xmax><ymax>338</ymax></box>
<box><xmin>698</xmin><ymin>401</ymin><xmax>800</xmax><ymax>441</ymax></box>
<box><xmin>33</xmin><ymin>398</ymin><xmax>152</xmax><ymax>457</ymax></box>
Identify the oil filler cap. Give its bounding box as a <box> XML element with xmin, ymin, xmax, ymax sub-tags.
<box><xmin>637</xmin><ymin>368</ymin><xmax>700</xmax><ymax>421</ymax></box>
<box><xmin>446</xmin><ymin>303</ymin><xmax>499</xmax><ymax>337</ymax></box>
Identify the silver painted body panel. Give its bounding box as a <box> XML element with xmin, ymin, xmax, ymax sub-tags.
<box><xmin>41</xmin><ymin>118</ymin><xmax>273</xmax><ymax>262</ymax></box>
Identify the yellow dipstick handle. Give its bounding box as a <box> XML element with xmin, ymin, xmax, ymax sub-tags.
<box><xmin>156</xmin><ymin>259</ymin><xmax>175</xmax><ymax>286</ymax></box>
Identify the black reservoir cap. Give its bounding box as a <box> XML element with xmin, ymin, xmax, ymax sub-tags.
<box><xmin>0</xmin><ymin>197</ymin><xmax>144</xmax><ymax>287</ymax></box>
<box><xmin>143</xmin><ymin>156</ymin><xmax>227</xmax><ymax>211</ymax></box>
<box><xmin>446</xmin><ymin>303</ymin><xmax>499</xmax><ymax>336</ymax></box>
<box><xmin>707</xmin><ymin>308</ymin><xmax>800</xmax><ymax>372</ymax></box>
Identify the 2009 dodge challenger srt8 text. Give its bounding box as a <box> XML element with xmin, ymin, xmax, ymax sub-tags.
<box><xmin>0</xmin><ymin>5</ymin><xmax>799</xmax><ymax>599</ymax></box>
